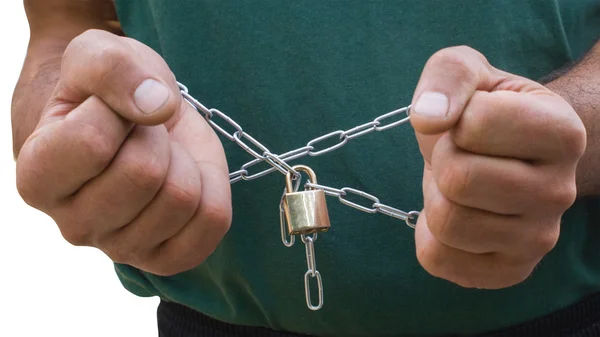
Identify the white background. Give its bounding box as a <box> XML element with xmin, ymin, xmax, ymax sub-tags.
<box><xmin>0</xmin><ymin>3</ymin><xmax>159</xmax><ymax>337</ymax></box>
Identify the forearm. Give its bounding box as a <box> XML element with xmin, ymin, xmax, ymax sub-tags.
<box><xmin>12</xmin><ymin>0</ymin><xmax>123</xmax><ymax>158</ymax></box>
<box><xmin>544</xmin><ymin>41</ymin><xmax>600</xmax><ymax>197</ymax></box>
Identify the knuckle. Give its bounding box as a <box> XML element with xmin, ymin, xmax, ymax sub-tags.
<box><xmin>136</xmin><ymin>246</ymin><xmax>181</xmax><ymax>276</ymax></box>
<box><xmin>122</xmin><ymin>152</ymin><xmax>168</xmax><ymax>192</ymax></box>
<box><xmin>436</xmin><ymin>159</ymin><xmax>472</xmax><ymax>202</ymax></box>
<box><xmin>415</xmin><ymin>240</ymin><xmax>445</xmax><ymax>280</ymax></box>
<box><xmin>487</xmin><ymin>253</ymin><xmax>538</xmax><ymax>289</ymax></box>
<box><xmin>66</xmin><ymin>29</ymin><xmax>130</xmax><ymax>84</ymax></box>
<box><xmin>59</xmin><ymin>222</ymin><xmax>92</xmax><ymax>247</ymax></box>
<box><xmin>415</xmin><ymin>245</ymin><xmax>438</xmax><ymax>278</ymax></box>
<box><xmin>533</xmin><ymin>225</ymin><xmax>560</xmax><ymax>255</ymax></box>
<box><xmin>545</xmin><ymin>181</ymin><xmax>577</xmax><ymax>208</ymax></box>
<box><xmin>139</xmin><ymin>202</ymin><xmax>232</xmax><ymax>277</ymax></box>
<box><xmin>76</xmin><ymin>123</ymin><xmax>116</xmax><ymax>172</ymax></box>
<box><xmin>65</xmin><ymin>29</ymin><xmax>115</xmax><ymax>64</ymax></box>
<box><xmin>429</xmin><ymin>47</ymin><xmax>478</xmax><ymax>82</ymax></box>
<box><xmin>54</xmin><ymin>210</ymin><xmax>97</xmax><ymax>247</ymax></box>
<box><xmin>561</xmin><ymin>119</ymin><xmax>587</xmax><ymax>158</ymax></box>
<box><xmin>425</xmin><ymin>197</ymin><xmax>456</xmax><ymax>244</ymax></box>
<box><xmin>163</xmin><ymin>179</ymin><xmax>201</xmax><ymax>210</ymax></box>
<box><xmin>103</xmin><ymin>236</ymin><xmax>144</xmax><ymax>266</ymax></box>
<box><xmin>201</xmin><ymin>201</ymin><xmax>233</xmax><ymax>236</ymax></box>
<box><xmin>65</xmin><ymin>29</ymin><xmax>98</xmax><ymax>55</ymax></box>
<box><xmin>105</xmin><ymin>247</ymin><xmax>135</xmax><ymax>266</ymax></box>
<box><xmin>455</xmin><ymin>101</ymin><xmax>489</xmax><ymax>148</ymax></box>
<box><xmin>16</xmin><ymin>183</ymin><xmax>36</xmax><ymax>208</ymax></box>
<box><xmin>96</xmin><ymin>44</ymin><xmax>130</xmax><ymax>81</ymax></box>
<box><xmin>15</xmin><ymin>157</ymin><xmax>40</xmax><ymax>207</ymax></box>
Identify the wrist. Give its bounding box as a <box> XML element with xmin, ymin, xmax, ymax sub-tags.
<box><xmin>11</xmin><ymin>54</ymin><xmax>62</xmax><ymax>158</ymax></box>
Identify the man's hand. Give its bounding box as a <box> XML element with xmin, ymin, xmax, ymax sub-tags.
<box><xmin>409</xmin><ymin>46</ymin><xmax>587</xmax><ymax>289</ymax></box>
<box><xmin>15</xmin><ymin>30</ymin><xmax>232</xmax><ymax>276</ymax></box>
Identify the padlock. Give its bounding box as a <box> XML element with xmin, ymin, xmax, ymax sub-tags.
<box><xmin>283</xmin><ymin>165</ymin><xmax>331</xmax><ymax>235</ymax></box>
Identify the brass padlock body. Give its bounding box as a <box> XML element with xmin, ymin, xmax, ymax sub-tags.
<box><xmin>283</xmin><ymin>165</ymin><xmax>331</xmax><ymax>235</ymax></box>
<box><xmin>284</xmin><ymin>189</ymin><xmax>331</xmax><ymax>235</ymax></box>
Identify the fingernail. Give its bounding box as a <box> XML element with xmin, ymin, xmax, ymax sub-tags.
<box><xmin>413</xmin><ymin>92</ymin><xmax>449</xmax><ymax>118</ymax></box>
<box><xmin>134</xmin><ymin>79</ymin><xmax>170</xmax><ymax>115</ymax></box>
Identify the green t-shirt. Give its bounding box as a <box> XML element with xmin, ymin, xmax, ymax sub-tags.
<box><xmin>113</xmin><ymin>1</ymin><xmax>600</xmax><ymax>336</ymax></box>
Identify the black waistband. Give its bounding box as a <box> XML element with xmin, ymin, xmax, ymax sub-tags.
<box><xmin>157</xmin><ymin>292</ymin><xmax>600</xmax><ymax>337</ymax></box>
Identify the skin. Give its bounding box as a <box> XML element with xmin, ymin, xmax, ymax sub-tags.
<box><xmin>11</xmin><ymin>0</ymin><xmax>598</xmax><ymax>288</ymax></box>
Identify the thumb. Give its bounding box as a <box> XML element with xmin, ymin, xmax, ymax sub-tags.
<box><xmin>53</xmin><ymin>29</ymin><xmax>180</xmax><ymax>126</ymax></box>
<box><xmin>409</xmin><ymin>46</ymin><xmax>506</xmax><ymax>136</ymax></box>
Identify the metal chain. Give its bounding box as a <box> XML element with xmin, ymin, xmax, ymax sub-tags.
<box><xmin>180</xmin><ymin>80</ymin><xmax>411</xmax><ymax>184</ymax></box>
<box><xmin>279</xmin><ymin>188</ymin><xmax>297</xmax><ymax>248</ymax></box>
<box><xmin>301</xmin><ymin>233</ymin><xmax>323</xmax><ymax>311</ymax></box>
<box><xmin>305</xmin><ymin>182</ymin><xmax>419</xmax><ymax>229</ymax></box>
<box><xmin>179</xmin><ymin>83</ymin><xmax>301</xmax><ymax>179</ymax></box>
<box><xmin>178</xmin><ymin>82</ymin><xmax>418</xmax><ymax>224</ymax></box>
<box><xmin>231</xmin><ymin>106</ymin><xmax>411</xmax><ymax>182</ymax></box>
<box><xmin>178</xmin><ymin>81</ymin><xmax>420</xmax><ymax>311</ymax></box>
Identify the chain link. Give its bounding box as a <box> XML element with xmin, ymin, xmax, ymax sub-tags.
<box><xmin>279</xmin><ymin>193</ymin><xmax>295</xmax><ymax>247</ymax></box>
<box><xmin>375</xmin><ymin>107</ymin><xmax>412</xmax><ymax>131</ymax></box>
<box><xmin>229</xmin><ymin>169</ymin><xmax>248</xmax><ymax>184</ymax></box>
<box><xmin>307</xmin><ymin>130</ymin><xmax>349</xmax><ymax>156</ymax></box>
<box><xmin>279</xmin><ymin>181</ymin><xmax>300</xmax><ymax>248</ymax></box>
<box><xmin>338</xmin><ymin>187</ymin><xmax>380</xmax><ymax>214</ymax></box>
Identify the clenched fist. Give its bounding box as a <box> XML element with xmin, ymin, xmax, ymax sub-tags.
<box><xmin>16</xmin><ymin>30</ymin><xmax>232</xmax><ymax>276</ymax></box>
<box><xmin>410</xmin><ymin>46</ymin><xmax>587</xmax><ymax>289</ymax></box>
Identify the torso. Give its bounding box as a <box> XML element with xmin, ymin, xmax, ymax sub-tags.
<box><xmin>113</xmin><ymin>1</ymin><xmax>600</xmax><ymax>335</ymax></box>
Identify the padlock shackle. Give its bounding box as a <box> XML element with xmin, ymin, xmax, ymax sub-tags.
<box><xmin>286</xmin><ymin>165</ymin><xmax>318</xmax><ymax>193</ymax></box>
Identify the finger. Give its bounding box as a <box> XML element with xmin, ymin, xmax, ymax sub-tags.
<box><xmin>136</xmin><ymin>100</ymin><xmax>231</xmax><ymax>276</ymax></box>
<box><xmin>415</xmin><ymin>211</ymin><xmax>537</xmax><ymax>289</ymax></box>
<box><xmin>431</xmin><ymin>133</ymin><xmax>576</xmax><ymax>215</ymax></box>
<box><xmin>16</xmin><ymin>96</ymin><xmax>131</xmax><ymax>207</ymax></box>
<box><xmin>410</xmin><ymin>46</ymin><xmax>508</xmax><ymax>135</ymax></box>
<box><xmin>423</xmin><ymin>173</ymin><xmax>559</xmax><ymax>256</ymax></box>
<box><xmin>146</xmin><ymin>159</ymin><xmax>231</xmax><ymax>276</ymax></box>
<box><xmin>55</xmin><ymin>29</ymin><xmax>180</xmax><ymax>125</ymax></box>
<box><xmin>167</xmin><ymin>100</ymin><xmax>229</xmax><ymax>173</ymax></box>
<box><xmin>99</xmin><ymin>142</ymin><xmax>202</xmax><ymax>267</ymax></box>
<box><xmin>146</xmin><ymin>122</ymin><xmax>231</xmax><ymax>276</ymax></box>
<box><xmin>414</xmin><ymin>133</ymin><xmax>440</xmax><ymax>166</ymax></box>
<box><xmin>453</xmin><ymin>90</ymin><xmax>586</xmax><ymax>163</ymax></box>
<box><xmin>54</xmin><ymin>125</ymin><xmax>171</xmax><ymax>245</ymax></box>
